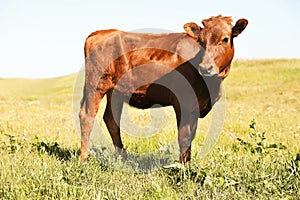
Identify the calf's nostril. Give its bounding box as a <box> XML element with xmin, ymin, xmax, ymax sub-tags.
<box><xmin>208</xmin><ymin>65</ymin><xmax>214</xmax><ymax>72</ymax></box>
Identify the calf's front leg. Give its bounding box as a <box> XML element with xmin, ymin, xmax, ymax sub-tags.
<box><xmin>176</xmin><ymin>112</ymin><xmax>198</xmax><ymax>164</ymax></box>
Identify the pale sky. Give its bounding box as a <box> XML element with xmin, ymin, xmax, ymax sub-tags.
<box><xmin>0</xmin><ymin>0</ymin><xmax>299</xmax><ymax>78</ymax></box>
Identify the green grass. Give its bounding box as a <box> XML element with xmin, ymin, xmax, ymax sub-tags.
<box><xmin>0</xmin><ymin>59</ymin><xmax>299</xmax><ymax>199</ymax></box>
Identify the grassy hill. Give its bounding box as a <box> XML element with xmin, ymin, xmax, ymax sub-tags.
<box><xmin>0</xmin><ymin>59</ymin><xmax>299</xmax><ymax>199</ymax></box>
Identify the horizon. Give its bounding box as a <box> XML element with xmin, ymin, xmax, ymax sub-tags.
<box><xmin>0</xmin><ymin>0</ymin><xmax>299</xmax><ymax>78</ymax></box>
<box><xmin>1</xmin><ymin>58</ymin><xmax>298</xmax><ymax>80</ymax></box>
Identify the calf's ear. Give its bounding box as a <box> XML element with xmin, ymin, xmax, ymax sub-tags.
<box><xmin>232</xmin><ymin>19</ymin><xmax>248</xmax><ymax>37</ymax></box>
<box><xmin>184</xmin><ymin>22</ymin><xmax>201</xmax><ymax>39</ymax></box>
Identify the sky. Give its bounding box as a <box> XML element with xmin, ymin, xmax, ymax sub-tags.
<box><xmin>0</xmin><ymin>0</ymin><xmax>299</xmax><ymax>78</ymax></box>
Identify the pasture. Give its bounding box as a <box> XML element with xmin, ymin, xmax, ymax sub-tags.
<box><xmin>0</xmin><ymin>59</ymin><xmax>299</xmax><ymax>199</ymax></box>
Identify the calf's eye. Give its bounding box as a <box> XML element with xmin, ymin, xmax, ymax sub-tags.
<box><xmin>222</xmin><ymin>37</ymin><xmax>229</xmax><ymax>44</ymax></box>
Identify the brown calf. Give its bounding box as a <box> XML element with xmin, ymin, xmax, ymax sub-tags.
<box><xmin>79</xmin><ymin>15</ymin><xmax>248</xmax><ymax>163</ymax></box>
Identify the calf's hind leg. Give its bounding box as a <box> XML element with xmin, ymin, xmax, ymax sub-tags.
<box><xmin>79</xmin><ymin>84</ymin><xmax>105</xmax><ymax>161</ymax></box>
<box><xmin>103</xmin><ymin>90</ymin><xmax>127</xmax><ymax>159</ymax></box>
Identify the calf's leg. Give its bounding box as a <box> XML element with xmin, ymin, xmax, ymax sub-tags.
<box><xmin>103</xmin><ymin>90</ymin><xmax>127</xmax><ymax>159</ymax></box>
<box><xmin>79</xmin><ymin>86</ymin><xmax>104</xmax><ymax>160</ymax></box>
<box><xmin>174</xmin><ymin>106</ymin><xmax>198</xmax><ymax>164</ymax></box>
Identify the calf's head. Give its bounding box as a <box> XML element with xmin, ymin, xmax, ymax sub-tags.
<box><xmin>184</xmin><ymin>15</ymin><xmax>248</xmax><ymax>79</ymax></box>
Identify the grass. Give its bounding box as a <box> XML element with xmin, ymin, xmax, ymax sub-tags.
<box><xmin>0</xmin><ymin>59</ymin><xmax>299</xmax><ymax>199</ymax></box>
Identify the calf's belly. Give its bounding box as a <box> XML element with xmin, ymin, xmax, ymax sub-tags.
<box><xmin>126</xmin><ymin>84</ymin><xmax>172</xmax><ymax>109</ymax></box>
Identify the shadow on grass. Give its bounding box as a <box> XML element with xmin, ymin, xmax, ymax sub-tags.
<box><xmin>163</xmin><ymin>164</ymin><xmax>207</xmax><ymax>186</ymax></box>
<box><xmin>91</xmin><ymin>146</ymin><xmax>177</xmax><ymax>173</ymax></box>
<box><xmin>32</xmin><ymin>141</ymin><xmax>80</xmax><ymax>161</ymax></box>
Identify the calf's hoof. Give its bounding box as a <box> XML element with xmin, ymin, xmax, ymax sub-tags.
<box><xmin>80</xmin><ymin>151</ymin><xmax>89</xmax><ymax>161</ymax></box>
<box><xmin>116</xmin><ymin>147</ymin><xmax>128</xmax><ymax>161</ymax></box>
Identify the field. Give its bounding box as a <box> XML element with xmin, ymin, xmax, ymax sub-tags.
<box><xmin>0</xmin><ymin>59</ymin><xmax>299</xmax><ymax>199</ymax></box>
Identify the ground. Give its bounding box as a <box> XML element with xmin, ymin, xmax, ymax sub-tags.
<box><xmin>0</xmin><ymin>59</ymin><xmax>299</xmax><ymax>199</ymax></box>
